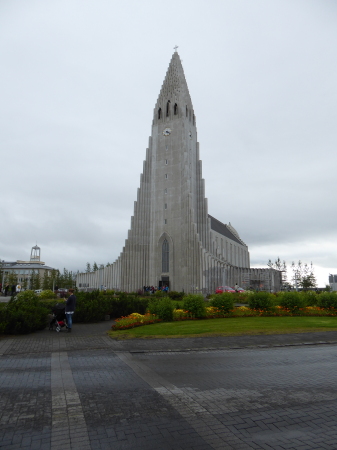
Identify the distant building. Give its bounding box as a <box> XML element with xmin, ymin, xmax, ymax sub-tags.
<box><xmin>329</xmin><ymin>274</ymin><xmax>337</xmax><ymax>292</ymax></box>
<box><xmin>76</xmin><ymin>52</ymin><xmax>282</xmax><ymax>293</ymax></box>
<box><xmin>1</xmin><ymin>245</ymin><xmax>54</xmax><ymax>288</ymax></box>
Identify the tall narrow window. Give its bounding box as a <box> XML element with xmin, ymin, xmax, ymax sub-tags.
<box><xmin>186</xmin><ymin>106</ymin><xmax>188</xmax><ymax>117</ymax></box>
<box><xmin>174</xmin><ymin>103</ymin><xmax>178</xmax><ymax>115</ymax></box>
<box><xmin>193</xmin><ymin>114</ymin><xmax>195</xmax><ymax>125</ymax></box>
<box><xmin>162</xmin><ymin>239</ymin><xmax>169</xmax><ymax>272</ymax></box>
<box><xmin>164</xmin><ymin>188</ymin><xmax>167</xmax><ymax>194</ymax></box>
<box><xmin>158</xmin><ymin>108</ymin><xmax>162</xmax><ymax>119</ymax></box>
<box><xmin>164</xmin><ymin>203</ymin><xmax>167</xmax><ymax>209</ymax></box>
<box><xmin>166</xmin><ymin>100</ymin><xmax>170</xmax><ymax>117</ymax></box>
<box><xmin>165</xmin><ymin>159</ymin><xmax>168</xmax><ymax>165</ymax></box>
<box><xmin>165</xmin><ymin>173</ymin><xmax>168</xmax><ymax>179</ymax></box>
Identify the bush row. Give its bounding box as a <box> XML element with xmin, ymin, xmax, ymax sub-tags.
<box><xmin>0</xmin><ymin>290</ymin><xmax>151</xmax><ymax>334</ymax></box>
<box><xmin>0</xmin><ymin>293</ymin><xmax>49</xmax><ymax>334</ymax></box>
<box><xmin>3</xmin><ymin>290</ymin><xmax>337</xmax><ymax>334</ymax></box>
<box><xmin>246</xmin><ymin>291</ymin><xmax>337</xmax><ymax>313</ymax></box>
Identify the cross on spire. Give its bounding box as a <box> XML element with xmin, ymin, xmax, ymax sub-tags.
<box><xmin>173</xmin><ymin>45</ymin><xmax>178</xmax><ymax>52</ymax></box>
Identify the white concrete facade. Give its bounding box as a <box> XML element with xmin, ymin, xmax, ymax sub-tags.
<box><xmin>77</xmin><ymin>52</ymin><xmax>282</xmax><ymax>293</ymax></box>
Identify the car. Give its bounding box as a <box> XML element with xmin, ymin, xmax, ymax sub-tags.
<box><xmin>215</xmin><ymin>286</ymin><xmax>235</xmax><ymax>294</ymax></box>
<box><xmin>57</xmin><ymin>288</ymin><xmax>68</xmax><ymax>293</ymax></box>
<box><xmin>34</xmin><ymin>289</ymin><xmax>42</xmax><ymax>294</ymax></box>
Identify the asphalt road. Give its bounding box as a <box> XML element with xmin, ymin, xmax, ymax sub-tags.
<box><xmin>1</xmin><ymin>324</ymin><xmax>337</xmax><ymax>449</ymax></box>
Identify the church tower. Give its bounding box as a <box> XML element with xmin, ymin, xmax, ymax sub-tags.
<box><xmin>115</xmin><ymin>50</ymin><xmax>250</xmax><ymax>292</ymax></box>
<box><xmin>148</xmin><ymin>51</ymin><xmax>209</xmax><ymax>291</ymax></box>
<box><xmin>77</xmin><ymin>52</ymin><xmax>262</xmax><ymax>293</ymax></box>
<box><xmin>119</xmin><ymin>51</ymin><xmax>211</xmax><ymax>292</ymax></box>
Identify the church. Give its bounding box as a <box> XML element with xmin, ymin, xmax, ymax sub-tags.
<box><xmin>76</xmin><ymin>52</ymin><xmax>282</xmax><ymax>293</ymax></box>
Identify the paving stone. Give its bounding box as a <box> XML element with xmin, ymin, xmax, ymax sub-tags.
<box><xmin>3</xmin><ymin>326</ymin><xmax>337</xmax><ymax>449</ymax></box>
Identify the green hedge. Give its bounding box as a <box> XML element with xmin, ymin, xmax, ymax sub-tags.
<box><xmin>318</xmin><ymin>292</ymin><xmax>337</xmax><ymax>309</ymax></box>
<box><xmin>0</xmin><ymin>290</ymin><xmax>152</xmax><ymax>334</ymax></box>
<box><xmin>147</xmin><ymin>297</ymin><xmax>174</xmax><ymax>321</ymax></box>
<box><xmin>0</xmin><ymin>293</ymin><xmax>49</xmax><ymax>334</ymax></box>
<box><xmin>210</xmin><ymin>293</ymin><xmax>234</xmax><ymax>314</ymax></box>
<box><xmin>183</xmin><ymin>294</ymin><xmax>206</xmax><ymax>318</ymax></box>
<box><xmin>248</xmin><ymin>292</ymin><xmax>274</xmax><ymax>311</ymax></box>
<box><xmin>168</xmin><ymin>291</ymin><xmax>185</xmax><ymax>301</ymax></box>
<box><xmin>278</xmin><ymin>292</ymin><xmax>306</xmax><ymax>313</ymax></box>
<box><xmin>72</xmin><ymin>291</ymin><xmax>149</xmax><ymax>322</ymax></box>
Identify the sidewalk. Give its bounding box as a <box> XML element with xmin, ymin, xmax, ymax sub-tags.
<box><xmin>1</xmin><ymin>318</ymin><xmax>337</xmax><ymax>355</ymax></box>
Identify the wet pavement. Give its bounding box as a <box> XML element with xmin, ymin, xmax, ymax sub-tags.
<box><xmin>1</xmin><ymin>321</ymin><xmax>337</xmax><ymax>449</ymax></box>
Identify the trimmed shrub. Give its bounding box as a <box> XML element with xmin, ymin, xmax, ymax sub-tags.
<box><xmin>278</xmin><ymin>291</ymin><xmax>305</xmax><ymax>313</ymax></box>
<box><xmin>154</xmin><ymin>289</ymin><xmax>165</xmax><ymax>298</ymax></box>
<box><xmin>168</xmin><ymin>291</ymin><xmax>185</xmax><ymax>301</ymax></box>
<box><xmin>147</xmin><ymin>297</ymin><xmax>161</xmax><ymax>316</ymax></box>
<box><xmin>248</xmin><ymin>292</ymin><xmax>273</xmax><ymax>311</ymax></box>
<box><xmin>300</xmin><ymin>291</ymin><xmax>317</xmax><ymax>307</ymax></box>
<box><xmin>40</xmin><ymin>299</ymin><xmax>59</xmax><ymax>311</ymax></box>
<box><xmin>209</xmin><ymin>293</ymin><xmax>234</xmax><ymax>314</ymax></box>
<box><xmin>147</xmin><ymin>297</ymin><xmax>173</xmax><ymax>321</ymax></box>
<box><xmin>318</xmin><ymin>292</ymin><xmax>337</xmax><ymax>309</ymax></box>
<box><xmin>73</xmin><ymin>291</ymin><xmax>149</xmax><ymax>321</ymax></box>
<box><xmin>183</xmin><ymin>294</ymin><xmax>206</xmax><ymax>318</ymax></box>
<box><xmin>0</xmin><ymin>295</ymin><xmax>48</xmax><ymax>334</ymax></box>
<box><xmin>16</xmin><ymin>290</ymin><xmax>39</xmax><ymax>302</ymax></box>
<box><xmin>39</xmin><ymin>290</ymin><xmax>57</xmax><ymax>300</ymax></box>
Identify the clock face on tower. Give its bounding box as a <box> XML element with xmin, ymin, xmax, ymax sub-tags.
<box><xmin>163</xmin><ymin>128</ymin><xmax>171</xmax><ymax>136</ymax></box>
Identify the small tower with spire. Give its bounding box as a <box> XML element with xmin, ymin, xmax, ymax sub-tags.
<box><xmin>30</xmin><ymin>245</ymin><xmax>41</xmax><ymax>262</ymax></box>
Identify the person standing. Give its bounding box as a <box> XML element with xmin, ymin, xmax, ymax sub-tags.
<box><xmin>65</xmin><ymin>289</ymin><xmax>76</xmax><ymax>333</ymax></box>
<box><xmin>4</xmin><ymin>284</ymin><xmax>9</xmax><ymax>296</ymax></box>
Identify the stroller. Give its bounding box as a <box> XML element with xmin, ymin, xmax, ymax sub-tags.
<box><xmin>49</xmin><ymin>303</ymin><xmax>68</xmax><ymax>332</ymax></box>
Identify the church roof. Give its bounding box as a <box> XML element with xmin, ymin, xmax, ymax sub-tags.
<box><xmin>208</xmin><ymin>215</ymin><xmax>244</xmax><ymax>245</ymax></box>
<box><xmin>155</xmin><ymin>52</ymin><xmax>193</xmax><ymax>111</ymax></box>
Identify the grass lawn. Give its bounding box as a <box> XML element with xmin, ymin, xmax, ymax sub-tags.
<box><xmin>109</xmin><ymin>316</ymin><xmax>337</xmax><ymax>339</ymax></box>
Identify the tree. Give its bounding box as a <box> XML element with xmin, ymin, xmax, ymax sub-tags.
<box><xmin>30</xmin><ymin>270</ymin><xmax>41</xmax><ymax>290</ymax></box>
<box><xmin>291</xmin><ymin>261</ymin><xmax>316</xmax><ymax>291</ymax></box>
<box><xmin>86</xmin><ymin>262</ymin><xmax>91</xmax><ymax>273</ymax></box>
<box><xmin>42</xmin><ymin>270</ymin><xmax>52</xmax><ymax>290</ymax></box>
<box><xmin>6</xmin><ymin>271</ymin><xmax>18</xmax><ymax>287</ymax></box>
<box><xmin>93</xmin><ymin>262</ymin><xmax>99</xmax><ymax>271</ymax></box>
<box><xmin>267</xmin><ymin>257</ymin><xmax>288</xmax><ymax>285</ymax></box>
<box><xmin>22</xmin><ymin>277</ymin><xmax>28</xmax><ymax>290</ymax></box>
<box><xmin>299</xmin><ymin>273</ymin><xmax>317</xmax><ymax>290</ymax></box>
<box><xmin>267</xmin><ymin>257</ymin><xmax>287</xmax><ymax>272</ymax></box>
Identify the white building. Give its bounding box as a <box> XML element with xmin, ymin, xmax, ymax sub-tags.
<box><xmin>329</xmin><ymin>274</ymin><xmax>337</xmax><ymax>292</ymax></box>
<box><xmin>77</xmin><ymin>52</ymin><xmax>282</xmax><ymax>293</ymax></box>
<box><xmin>1</xmin><ymin>245</ymin><xmax>54</xmax><ymax>288</ymax></box>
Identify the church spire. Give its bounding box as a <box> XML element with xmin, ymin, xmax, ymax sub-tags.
<box><xmin>155</xmin><ymin>52</ymin><xmax>194</xmax><ymax>118</ymax></box>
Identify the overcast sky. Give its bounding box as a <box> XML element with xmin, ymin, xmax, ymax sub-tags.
<box><xmin>1</xmin><ymin>0</ymin><xmax>336</xmax><ymax>287</ymax></box>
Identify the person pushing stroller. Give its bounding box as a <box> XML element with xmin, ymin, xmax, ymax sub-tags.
<box><xmin>64</xmin><ymin>289</ymin><xmax>76</xmax><ymax>333</ymax></box>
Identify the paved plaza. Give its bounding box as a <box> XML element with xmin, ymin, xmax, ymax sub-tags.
<box><xmin>1</xmin><ymin>323</ymin><xmax>337</xmax><ymax>449</ymax></box>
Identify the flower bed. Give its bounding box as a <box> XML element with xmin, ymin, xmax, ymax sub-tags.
<box><xmin>112</xmin><ymin>313</ymin><xmax>161</xmax><ymax>330</ymax></box>
<box><xmin>111</xmin><ymin>306</ymin><xmax>337</xmax><ymax>331</ymax></box>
